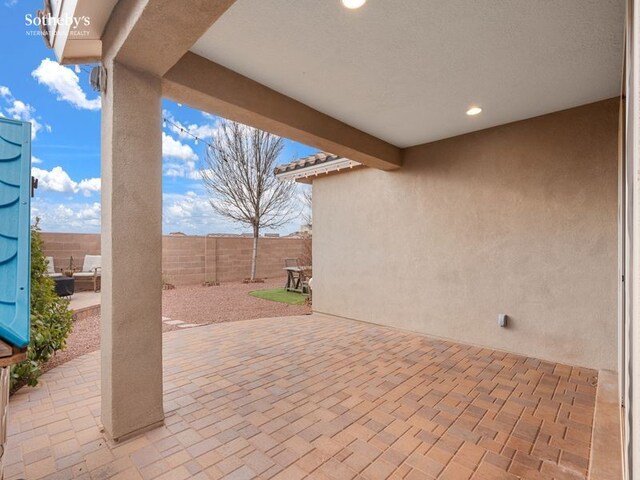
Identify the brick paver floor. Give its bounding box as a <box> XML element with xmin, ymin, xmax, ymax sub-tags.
<box><xmin>5</xmin><ymin>315</ymin><xmax>597</xmax><ymax>479</ymax></box>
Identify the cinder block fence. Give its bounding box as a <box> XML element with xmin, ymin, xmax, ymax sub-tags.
<box><xmin>41</xmin><ymin>232</ymin><xmax>307</xmax><ymax>286</ymax></box>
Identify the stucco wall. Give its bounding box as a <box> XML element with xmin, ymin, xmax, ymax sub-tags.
<box><xmin>42</xmin><ymin>232</ymin><xmax>307</xmax><ymax>285</ymax></box>
<box><xmin>313</xmin><ymin>99</ymin><xmax>619</xmax><ymax>370</ymax></box>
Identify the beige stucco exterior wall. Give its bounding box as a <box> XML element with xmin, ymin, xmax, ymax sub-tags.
<box><xmin>313</xmin><ymin>99</ymin><xmax>619</xmax><ymax>371</ymax></box>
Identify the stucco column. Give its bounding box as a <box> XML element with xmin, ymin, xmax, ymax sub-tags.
<box><xmin>100</xmin><ymin>62</ymin><xmax>164</xmax><ymax>441</ymax></box>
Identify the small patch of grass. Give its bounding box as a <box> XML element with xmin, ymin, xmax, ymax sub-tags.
<box><xmin>249</xmin><ymin>288</ymin><xmax>307</xmax><ymax>305</ymax></box>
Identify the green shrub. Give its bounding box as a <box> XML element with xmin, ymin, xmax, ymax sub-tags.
<box><xmin>10</xmin><ymin>220</ymin><xmax>73</xmax><ymax>390</ymax></box>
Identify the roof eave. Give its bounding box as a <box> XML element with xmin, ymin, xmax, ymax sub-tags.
<box><xmin>275</xmin><ymin>158</ymin><xmax>362</xmax><ymax>183</ymax></box>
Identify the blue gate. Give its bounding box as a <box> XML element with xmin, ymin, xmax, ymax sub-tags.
<box><xmin>0</xmin><ymin>118</ymin><xmax>31</xmax><ymax>348</ymax></box>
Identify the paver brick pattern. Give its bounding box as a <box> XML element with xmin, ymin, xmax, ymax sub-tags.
<box><xmin>5</xmin><ymin>315</ymin><xmax>597</xmax><ymax>479</ymax></box>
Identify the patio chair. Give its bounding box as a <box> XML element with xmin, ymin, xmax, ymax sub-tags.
<box><xmin>44</xmin><ymin>256</ymin><xmax>63</xmax><ymax>278</ymax></box>
<box><xmin>73</xmin><ymin>255</ymin><xmax>101</xmax><ymax>292</ymax></box>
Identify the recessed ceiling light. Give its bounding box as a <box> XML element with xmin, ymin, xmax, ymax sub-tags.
<box><xmin>466</xmin><ymin>106</ymin><xmax>482</xmax><ymax>116</ymax></box>
<box><xmin>342</xmin><ymin>0</ymin><xmax>366</xmax><ymax>9</ymax></box>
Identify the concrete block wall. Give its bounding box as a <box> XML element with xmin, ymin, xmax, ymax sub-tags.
<box><xmin>41</xmin><ymin>232</ymin><xmax>101</xmax><ymax>272</ymax></box>
<box><xmin>162</xmin><ymin>236</ymin><xmax>209</xmax><ymax>286</ymax></box>
<box><xmin>42</xmin><ymin>232</ymin><xmax>308</xmax><ymax>285</ymax></box>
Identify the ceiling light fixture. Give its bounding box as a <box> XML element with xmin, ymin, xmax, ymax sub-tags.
<box><xmin>466</xmin><ymin>106</ymin><xmax>482</xmax><ymax>116</ymax></box>
<box><xmin>342</xmin><ymin>0</ymin><xmax>366</xmax><ymax>9</ymax></box>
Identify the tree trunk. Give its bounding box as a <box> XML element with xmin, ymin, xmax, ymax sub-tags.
<box><xmin>250</xmin><ymin>225</ymin><xmax>259</xmax><ymax>281</ymax></box>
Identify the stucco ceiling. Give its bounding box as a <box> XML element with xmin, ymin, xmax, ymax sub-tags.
<box><xmin>191</xmin><ymin>0</ymin><xmax>624</xmax><ymax>148</ymax></box>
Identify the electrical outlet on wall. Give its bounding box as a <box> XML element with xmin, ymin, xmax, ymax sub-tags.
<box><xmin>498</xmin><ymin>314</ymin><xmax>508</xmax><ymax>328</ymax></box>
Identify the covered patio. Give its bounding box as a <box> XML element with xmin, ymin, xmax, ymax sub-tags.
<box><xmin>35</xmin><ymin>0</ymin><xmax>640</xmax><ymax>477</ymax></box>
<box><xmin>6</xmin><ymin>315</ymin><xmax>597</xmax><ymax>479</ymax></box>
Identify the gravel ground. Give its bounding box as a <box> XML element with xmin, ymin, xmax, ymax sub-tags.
<box><xmin>43</xmin><ymin>279</ymin><xmax>311</xmax><ymax>371</ymax></box>
<box><xmin>162</xmin><ymin>278</ymin><xmax>311</xmax><ymax>324</ymax></box>
<box><xmin>43</xmin><ymin>314</ymin><xmax>101</xmax><ymax>372</ymax></box>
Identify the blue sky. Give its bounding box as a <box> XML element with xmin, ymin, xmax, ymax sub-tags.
<box><xmin>0</xmin><ymin>0</ymin><xmax>316</xmax><ymax>235</ymax></box>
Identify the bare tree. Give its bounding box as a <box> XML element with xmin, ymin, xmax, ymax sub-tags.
<box><xmin>201</xmin><ymin>120</ymin><xmax>297</xmax><ymax>281</ymax></box>
<box><xmin>302</xmin><ymin>187</ymin><xmax>312</xmax><ymax>227</ymax></box>
<box><xmin>300</xmin><ymin>186</ymin><xmax>312</xmax><ymax>267</ymax></box>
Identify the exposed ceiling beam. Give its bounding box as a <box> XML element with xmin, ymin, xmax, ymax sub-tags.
<box><xmin>163</xmin><ymin>52</ymin><xmax>402</xmax><ymax>170</ymax></box>
<box><xmin>102</xmin><ymin>0</ymin><xmax>236</xmax><ymax>76</ymax></box>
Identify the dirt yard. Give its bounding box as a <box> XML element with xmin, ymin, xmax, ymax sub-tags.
<box><xmin>162</xmin><ymin>278</ymin><xmax>310</xmax><ymax>324</ymax></box>
<box><xmin>44</xmin><ymin>279</ymin><xmax>311</xmax><ymax>371</ymax></box>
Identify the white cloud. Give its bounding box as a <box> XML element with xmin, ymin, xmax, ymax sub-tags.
<box><xmin>160</xmin><ymin>111</ymin><xmax>221</xmax><ymax>178</ymax></box>
<box><xmin>163</xmin><ymin>191</ymin><xmax>238</xmax><ymax>234</ymax></box>
<box><xmin>35</xmin><ymin>191</ymin><xmax>216</xmax><ymax>234</ymax></box>
<box><xmin>170</xmin><ymin>121</ymin><xmax>218</xmax><ymax>141</ymax></box>
<box><xmin>161</xmin><ymin>190</ymin><xmax>303</xmax><ymax>236</ymax></box>
<box><xmin>78</xmin><ymin>177</ymin><xmax>101</xmax><ymax>196</ymax></box>
<box><xmin>0</xmin><ymin>86</ymin><xmax>48</xmax><ymax>140</ymax></box>
<box><xmin>31</xmin><ymin>155</ymin><xmax>43</xmax><ymax>165</ymax></box>
<box><xmin>163</xmin><ymin>160</ymin><xmax>202</xmax><ymax>180</ymax></box>
<box><xmin>32</xmin><ymin>166</ymin><xmax>101</xmax><ymax>196</ymax></box>
<box><xmin>31</xmin><ymin>59</ymin><xmax>101</xmax><ymax>111</ymax></box>
<box><xmin>186</xmin><ymin>168</ymin><xmax>204</xmax><ymax>180</ymax></box>
<box><xmin>32</xmin><ymin>199</ymin><xmax>101</xmax><ymax>232</ymax></box>
<box><xmin>162</xmin><ymin>132</ymin><xmax>198</xmax><ymax>162</ymax></box>
<box><xmin>5</xmin><ymin>100</ymin><xmax>43</xmax><ymax>139</ymax></box>
<box><xmin>162</xmin><ymin>132</ymin><xmax>200</xmax><ymax>180</ymax></box>
<box><xmin>52</xmin><ymin>204</ymin><xmax>74</xmax><ymax>221</ymax></box>
<box><xmin>6</xmin><ymin>100</ymin><xmax>31</xmax><ymax>118</ymax></box>
<box><xmin>164</xmin><ymin>110</ymin><xmax>219</xmax><ymax>141</ymax></box>
<box><xmin>76</xmin><ymin>202</ymin><xmax>101</xmax><ymax>221</ymax></box>
<box><xmin>32</xmin><ymin>166</ymin><xmax>78</xmax><ymax>193</ymax></box>
<box><xmin>32</xmin><ymin>189</ymin><xmax>301</xmax><ymax>235</ymax></box>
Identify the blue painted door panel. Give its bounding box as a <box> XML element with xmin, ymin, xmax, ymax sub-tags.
<box><xmin>0</xmin><ymin>118</ymin><xmax>31</xmax><ymax>348</ymax></box>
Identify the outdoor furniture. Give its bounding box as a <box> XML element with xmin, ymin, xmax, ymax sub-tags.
<box><xmin>284</xmin><ymin>258</ymin><xmax>312</xmax><ymax>293</ymax></box>
<box><xmin>53</xmin><ymin>276</ymin><xmax>75</xmax><ymax>297</ymax></box>
<box><xmin>72</xmin><ymin>255</ymin><xmax>101</xmax><ymax>292</ymax></box>
<box><xmin>45</xmin><ymin>257</ymin><xmax>63</xmax><ymax>278</ymax></box>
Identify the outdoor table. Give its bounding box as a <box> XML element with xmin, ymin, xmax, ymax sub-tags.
<box><xmin>53</xmin><ymin>276</ymin><xmax>75</xmax><ymax>297</ymax></box>
<box><xmin>284</xmin><ymin>266</ymin><xmax>311</xmax><ymax>293</ymax></box>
